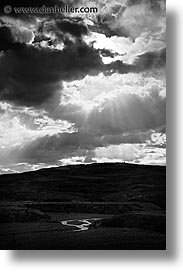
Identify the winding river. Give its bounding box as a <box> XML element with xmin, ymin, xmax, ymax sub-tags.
<box><xmin>61</xmin><ymin>218</ymin><xmax>102</xmax><ymax>232</ymax></box>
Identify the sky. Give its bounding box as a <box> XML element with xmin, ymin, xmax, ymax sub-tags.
<box><xmin>0</xmin><ymin>0</ymin><xmax>166</xmax><ymax>174</ymax></box>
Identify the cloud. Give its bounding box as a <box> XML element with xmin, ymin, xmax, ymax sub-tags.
<box><xmin>103</xmin><ymin>47</ymin><xmax>166</xmax><ymax>75</ymax></box>
<box><xmin>83</xmin><ymin>0</ymin><xmax>166</xmax><ymax>67</ymax></box>
<box><xmin>95</xmin><ymin>143</ymin><xmax>141</xmax><ymax>162</ymax></box>
<box><xmin>0</xmin><ymin>0</ymin><xmax>166</xmax><ymax>109</ymax></box>
<box><xmin>0</xmin><ymin>40</ymin><xmax>104</xmax><ymax>106</ymax></box>
<box><xmin>0</xmin><ymin>26</ymin><xmax>14</xmax><ymax>51</ymax></box>
<box><xmin>56</xmin><ymin>18</ymin><xmax>88</xmax><ymax>38</ymax></box>
<box><xmin>58</xmin><ymin>72</ymin><xmax>165</xmax><ymax>133</ymax></box>
<box><xmin>134</xmin><ymin>47</ymin><xmax>166</xmax><ymax>70</ymax></box>
<box><xmin>86</xmin><ymin>90</ymin><xmax>165</xmax><ymax>134</ymax></box>
<box><xmin>78</xmin><ymin>0</ymin><xmax>165</xmax><ymax>39</ymax></box>
<box><xmin>0</xmin><ymin>102</ymin><xmax>75</xmax><ymax>167</ymax></box>
<box><xmin>9</xmin><ymin>133</ymin><xmax>165</xmax><ymax>169</ymax></box>
<box><xmin>0</xmin><ymin>118</ymin><xmax>166</xmax><ymax>172</ymax></box>
<box><xmin>0</xmin><ymin>23</ymin><xmax>165</xmax><ymax>108</ymax></box>
<box><xmin>94</xmin><ymin>143</ymin><xmax>166</xmax><ymax>165</ymax></box>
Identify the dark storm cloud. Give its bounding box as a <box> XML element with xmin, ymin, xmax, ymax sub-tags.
<box><xmin>134</xmin><ymin>48</ymin><xmax>166</xmax><ymax>70</ymax></box>
<box><xmin>104</xmin><ymin>60</ymin><xmax>133</xmax><ymax>75</ymax></box>
<box><xmin>0</xmin><ymin>41</ymin><xmax>105</xmax><ymax>106</ymax></box>
<box><xmin>0</xmin><ymin>0</ymin><xmax>166</xmax><ymax>110</ymax></box>
<box><xmin>56</xmin><ymin>18</ymin><xmax>88</xmax><ymax>38</ymax></box>
<box><xmin>88</xmin><ymin>22</ymin><xmax>129</xmax><ymax>38</ymax></box>
<box><xmin>0</xmin><ymin>26</ymin><xmax>14</xmax><ymax>51</ymax></box>
<box><xmin>99</xmin><ymin>48</ymin><xmax>117</xmax><ymax>58</ymax></box>
<box><xmin>0</xmin><ymin>20</ymin><xmax>105</xmax><ymax>106</ymax></box>
<box><xmin>0</xmin><ymin>0</ymin><xmax>166</xmax><ymax>108</ymax></box>
<box><xmin>0</xmin><ymin>23</ymin><xmax>166</xmax><ymax>108</ymax></box>
<box><xmin>0</xmin><ymin>23</ymin><xmax>34</xmax><ymax>51</ymax></box>
<box><xmin>35</xmin><ymin>17</ymin><xmax>89</xmax><ymax>48</ymax></box>
<box><xmin>0</xmin><ymin>28</ymin><xmax>165</xmax><ymax>107</ymax></box>
<box><xmin>102</xmin><ymin>48</ymin><xmax>166</xmax><ymax>75</ymax></box>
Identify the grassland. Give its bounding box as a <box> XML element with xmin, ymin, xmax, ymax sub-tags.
<box><xmin>0</xmin><ymin>163</ymin><xmax>166</xmax><ymax>249</ymax></box>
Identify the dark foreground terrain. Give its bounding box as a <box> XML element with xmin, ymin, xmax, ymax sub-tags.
<box><xmin>0</xmin><ymin>163</ymin><xmax>166</xmax><ymax>250</ymax></box>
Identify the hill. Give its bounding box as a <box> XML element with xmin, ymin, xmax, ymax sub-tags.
<box><xmin>0</xmin><ymin>163</ymin><xmax>166</xmax><ymax>249</ymax></box>
<box><xmin>0</xmin><ymin>163</ymin><xmax>166</xmax><ymax>209</ymax></box>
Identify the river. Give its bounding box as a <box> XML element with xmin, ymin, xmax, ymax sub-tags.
<box><xmin>61</xmin><ymin>218</ymin><xmax>102</xmax><ymax>232</ymax></box>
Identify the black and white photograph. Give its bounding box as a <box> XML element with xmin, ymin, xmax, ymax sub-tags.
<box><xmin>0</xmin><ymin>0</ymin><xmax>166</xmax><ymax>250</ymax></box>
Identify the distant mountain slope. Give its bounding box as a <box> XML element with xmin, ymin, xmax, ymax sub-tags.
<box><xmin>0</xmin><ymin>163</ymin><xmax>166</xmax><ymax>209</ymax></box>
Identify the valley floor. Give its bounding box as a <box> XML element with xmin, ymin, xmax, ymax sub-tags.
<box><xmin>0</xmin><ymin>212</ymin><xmax>166</xmax><ymax>250</ymax></box>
